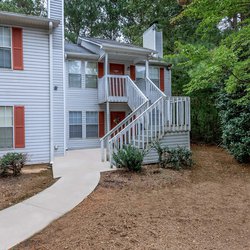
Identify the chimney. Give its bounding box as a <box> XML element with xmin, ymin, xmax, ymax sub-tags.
<box><xmin>143</xmin><ymin>23</ymin><xmax>163</xmax><ymax>58</ymax></box>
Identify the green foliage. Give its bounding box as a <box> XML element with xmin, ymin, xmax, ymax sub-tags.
<box><xmin>113</xmin><ymin>145</ymin><xmax>145</xmax><ymax>172</ymax></box>
<box><xmin>0</xmin><ymin>0</ymin><xmax>46</xmax><ymax>16</ymax></box>
<box><xmin>0</xmin><ymin>152</ymin><xmax>27</xmax><ymax>177</ymax></box>
<box><xmin>153</xmin><ymin>142</ymin><xmax>192</xmax><ymax>170</ymax></box>
<box><xmin>217</xmin><ymin>92</ymin><xmax>250</xmax><ymax>163</ymax></box>
<box><xmin>171</xmin><ymin>0</ymin><xmax>250</xmax><ymax>162</ymax></box>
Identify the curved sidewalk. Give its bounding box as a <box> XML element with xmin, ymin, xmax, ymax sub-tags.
<box><xmin>0</xmin><ymin>148</ymin><xmax>111</xmax><ymax>250</ymax></box>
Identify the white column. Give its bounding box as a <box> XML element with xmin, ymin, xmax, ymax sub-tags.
<box><xmin>145</xmin><ymin>59</ymin><xmax>149</xmax><ymax>78</ymax></box>
<box><xmin>105</xmin><ymin>53</ymin><xmax>110</xmax><ymax>133</ymax></box>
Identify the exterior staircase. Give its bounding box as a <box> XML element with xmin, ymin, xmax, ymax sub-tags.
<box><xmin>100</xmin><ymin>75</ymin><xmax>191</xmax><ymax>165</ymax></box>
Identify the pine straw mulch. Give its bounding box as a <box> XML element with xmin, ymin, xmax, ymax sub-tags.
<box><xmin>16</xmin><ymin>145</ymin><xmax>250</xmax><ymax>250</ymax></box>
<box><xmin>0</xmin><ymin>165</ymin><xmax>56</xmax><ymax>211</ymax></box>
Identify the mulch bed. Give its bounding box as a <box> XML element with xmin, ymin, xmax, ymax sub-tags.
<box><xmin>16</xmin><ymin>145</ymin><xmax>250</xmax><ymax>250</ymax></box>
<box><xmin>0</xmin><ymin>165</ymin><xmax>56</xmax><ymax>210</ymax></box>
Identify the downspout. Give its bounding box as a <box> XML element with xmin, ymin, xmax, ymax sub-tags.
<box><xmin>49</xmin><ymin>21</ymin><xmax>54</xmax><ymax>165</ymax></box>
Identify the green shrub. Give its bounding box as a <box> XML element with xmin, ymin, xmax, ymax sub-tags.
<box><xmin>153</xmin><ymin>141</ymin><xmax>193</xmax><ymax>170</ymax></box>
<box><xmin>112</xmin><ymin>145</ymin><xmax>145</xmax><ymax>172</ymax></box>
<box><xmin>164</xmin><ymin>147</ymin><xmax>193</xmax><ymax>170</ymax></box>
<box><xmin>0</xmin><ymin>152</ymin><xmax>27</xmax><ymax>177</ymax></box>
<box><xmin>217</xmin><ymin>92</ymin><xmax>250</xmax><ymax>163</ymax></box>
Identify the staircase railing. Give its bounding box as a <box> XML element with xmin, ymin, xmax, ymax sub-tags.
<box><xmin>100</xmin><ymin>75</ymin><xmax>148</xmax><ymax>161</ymax></box>
<box><xmin>108</xmin><ymin>96</ymin><xmax>191</xmax><ymax>165</ymax></box>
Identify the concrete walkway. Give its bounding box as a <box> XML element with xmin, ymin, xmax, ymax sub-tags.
<box><xmin>0</xmin><ymin>148</ymin><xmax>111</xmax><ymax>250</ymax></box>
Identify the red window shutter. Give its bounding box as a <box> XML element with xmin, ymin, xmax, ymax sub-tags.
<box><xmin>12</xmin><ymin>28</ymin><xmax>24</xmax><ymax>70</ymax></box>
<box><xmin>98</xmin><ymin>62</ymin><xmax>104</xmax><ymax>78</ymax></box>
<box><xmin>99</xmin><ymin>111</ymin><xmax>105</xmax><ymax>138</ymax></box>
<box><xmin>14</xmin><ymin>106</ymin><xmax>25</xmax><ymax>148</ymax></box>
<box><xmin>160</xmin><ymin>68</ymin><xmax>165</xmax><ymax>92</ymax></box>
<box><xmin>130</xmin><ymin>65</ymin><xmax>136</xmax><ymax>80</ymax></box>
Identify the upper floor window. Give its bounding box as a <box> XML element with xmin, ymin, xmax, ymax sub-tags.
<box><xmin>0</xmin><ymin>106</ymin><xmax>13</xmax><ymax>148</ymax></box>
<box><xmin>149</xmin><ymin>66</ymin><xmax>160</xmax><ymax>87</ymax></box>
<box><xmin>68</xmin><ymin>60</ymin><xmax>81</xmax><ymax>88</ymax></box>
<box><xmin>136</xmin><ymin>65</ymin><xmax>145</xmax><ymax>81</ymax></box>
<box><xmin>0</xmin><ymin>27</ymin><xmax>11</xmax><ymax>69</ymax></box>
<box><xmin>85</xmin><ymin>62</ymin><xmax>98</xmax><ymax>88</ymax></box>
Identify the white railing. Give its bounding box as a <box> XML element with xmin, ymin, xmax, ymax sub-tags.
<box><xmin>108</xmin><ymin>96</ymin><xmax>191</xmax><ymax>164</ymax></box>
<box><xmin>136</xmin><ymin>77</ymin><xmax>166</xmax><ymax>103</ymax></box>
<box><xmin>100</xmin><ymin>75</ymin><xmax>148</xmax><ymax>161</ymax></box>
<box><xmin>98</xmin><ymin>75</ymin><xmax>148</xmax><ymax>104</ymax></box>
<box><xmin>145</xmin><ymin>77</ymin><xmax>166</xmax><ymax>102</ymax></box>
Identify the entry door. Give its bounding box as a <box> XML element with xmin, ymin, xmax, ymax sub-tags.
<box><xmin>111</xmin><ymin>111</ymin><xmax>126</xmax><ymax>129</ymax></box>
<box><xmin>110</xmin><ymin>64</ymin><xmax>125</xmax><ymax>75</ymax></box>
<box><xmin>109</xmin><ymin>64</ymin><xmax>125</xmax><ymax>96</ymax></box>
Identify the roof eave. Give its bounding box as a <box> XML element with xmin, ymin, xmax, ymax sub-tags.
<box><xmin>0</xmin><ymin>11</ymin><xmax>60</xmax><ymax>29</ymax></box>
<box><xmin>65</xmin><ymin>52</ymin><xmax>99</xmax><ymax>60</ymax></box>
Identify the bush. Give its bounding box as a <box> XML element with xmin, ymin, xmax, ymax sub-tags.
<box><xmin>0</xmin><ymin>152</ymin><xmax>27</xmax><ymax>177</ymax></box>
<box><xmin>153</xmin><ymin>141</ymin><xmax>193</xmax><ymax>170</ymax></box>
<box><xmin>112</xmin><ymin>145</ymin><xmax>145</xmax><ymax>172</ymax></box>
<box><xmin>217</xmin><ymin>92</ymin><xmax>250</xmax><ymax>163</ymax></box>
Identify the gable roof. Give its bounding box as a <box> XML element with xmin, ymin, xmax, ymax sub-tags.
<box><xmin>65</xmin><ymin>41</ymin><xmax>99</xmax><ymax>60</ymax></box>
<box><xmin>0</xmin><ymin>11</ymin><xmax>59</xmax><ymax>29</ymax></box>
<box><xmin>80</xmin><ymin>37</ymin><xmax>156</xmax><ymax>56</ymax></box>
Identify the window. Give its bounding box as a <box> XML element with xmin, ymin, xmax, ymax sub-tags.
<box><xmin>69</xmin><ymin>111</ymin><xmax>82</xmax><ymax>138</ymax></box>
<box><xmin>68</xmin><ymin>61</ymin><xmax>81</xmax><ymax>88</ymax></box>
<box><xmin>0</xmin><ymin>106</ymin><xmax>13</xmax><ymax>148</ymax></box>
<box><xmin>149</xmin><ymin>66</ymin><xmax>160</xmax><ymax>87</ymax></box>
<box><xmin>86</xmin><ymin>112</ymin><xmax>98</xmax><ymax>138</ymax></box>
<box><xmin>85</xmin><ymin>62</ymin><xmax>98</xmax><ymax>88</ymax></box>
<box><xmin>136</xmin><ymin>65</ymin><xmax>145</xmax><ymax>81</ymax></box>
<box><xmin>0</xmin><ymin>27</ymin><xmax>11</xmax><ymax>69</ymax></box>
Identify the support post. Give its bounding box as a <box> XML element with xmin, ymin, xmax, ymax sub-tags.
<box><xmin>105</xmin><ymin>53</ymin><xmax>110</xmax><ymax>160</ymax></box>
<box><xmin>145</xmin><ymin>59</ymin><xmax>149</xmax><ymax>97</ymax></box>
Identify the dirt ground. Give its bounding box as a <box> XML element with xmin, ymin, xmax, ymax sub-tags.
<box><xmin>0</xmin><ymin>165</ymin><xmax>56</xmax><ymax>210</ymax></box>
<box><xmin>16</xmin><ymin>145</ymin><xmax>250</xmax><ymax>250</ymax></box>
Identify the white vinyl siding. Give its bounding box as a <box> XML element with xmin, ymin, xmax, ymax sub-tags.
<box><xmin>69</xmin><ymin>111</ymin><xmax>82</xmax><ymax>138</ymax></box>
<box><xmin>85</xmin><ymin>62</ymin><xmax>98</xmax><ymax>88</ymax></box>
<box><xmin>149</xmin><ymin>66</ymin><xmax>160</xmax><ymax>87</ymax></box>
<box><xmin>0</xmin><ymin>27</ymin><xmax>50</xmax><ymax>164</ymax></box>
<box><xmin>86</xmin><ymin>111</ymin><xmax>98</xmax><ymax>138</ymax></box>
<box><xmin>68</xmin><ymin>60</ymin><xmax>81</xmax><ymax>88</ymax></box>
<box><xmin>0</xmin><ymin>106</ymin><xmax>13</xmax><ymax>149</ymax></box>
<box><xmin>0</xmin><ymin>26</ymin><xmax>11</xmax><ymax>69</ymax></box>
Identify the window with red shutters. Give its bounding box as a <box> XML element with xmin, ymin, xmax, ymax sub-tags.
<box><xmin>14</xmin><ymin>106</ymin><xmax>25</xmax><ymax>148</ymax></box>
<box><xmin>98</xmin><ymin>62</ymin><xmax>104</xmax><ymax>78</ymax></box>
<box><xmin>99</xmin><ymin>111</ymin><xmax>105</xmax><ymax>138</ymax></box>
<box><xmin>160</xmin><ymin>68</ymin><xmax>165</xmax><ymax>92</ymax></box>
<box><xmin>130</xmin><ymin>65</ymin><xmax>136</xmax><ymax>80</ymax></box>
<box><xmin>12</xmin><ymin>27</ymin><xmax>24</xmax><ymax>70</ymax></box>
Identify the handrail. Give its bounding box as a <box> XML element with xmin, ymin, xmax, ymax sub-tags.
<box><xmin>108</xmin><ymin>96</ymin><xmax>191</xmax><ymax>165</ymax></box>
<box><xmin>100</xmin><ymin>75</ymin><xmax>148</xmax><ymax>161</ymax></box>
<box><xmin>100</xmin><ymin>101</ymin><xmax>148</xmax><ymax>143</ymax></box>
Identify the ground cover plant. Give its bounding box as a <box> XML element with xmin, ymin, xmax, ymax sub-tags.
<box><xmin>0</xmin><ymin>152</ymin><xmax>27</xmax><ymax>177</ymax></box>
<box><xmin>112</xmin><ymin>144</ymin><xmax>145</xmax><ymax>172</ymax></box>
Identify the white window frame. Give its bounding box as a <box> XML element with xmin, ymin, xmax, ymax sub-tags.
<box><xmin>85</xmin><ymin>61</ymin><xmax>98</xmax><ymax>89</ymax></box>
<box><xmin>135</xmin><ymin>65</ymin><xmax>146</xmax><ymax>81</ymax></box>
<box><xmin>86</xmin><ymin>111</ymin><xmax>99</xmax><ymax>139</ymax></box>
<box><xmin>0</xmin><ymin>106</ymin><xmax>14</xmax><ymax>149</ymax></box>
<box><xmin>0</xmin><ymin>26</ymin><xmax>13</xmax><ymax>70</ymax></box>
<box><xmin>69</xmin><ymin>111</ymin><xmax>83</xmax><ymax>139</ymax></box>
<box><xmin>68</xmin><ymin>60</ymin><xmax>82</xmax><ymax>88</ymax></box>
<box><xmin>149</xmin><ymin>66</ymin><xmax>160</xmax><ymax>87</ymax></box>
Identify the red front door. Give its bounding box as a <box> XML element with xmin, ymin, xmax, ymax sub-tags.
<box><xmin>109</xmin><ymin>64</ymin><xmax>125</xmax><ymax>96</ymax></box>
<box><xmin>111</xmin><ymin>112</ymin><xmax>126</xmax><ymax>129</ymax></box>
<box><xmin>110</xmin><ymin>63</ymin><xmax>125</xmax><ymax>75</ymax></box>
